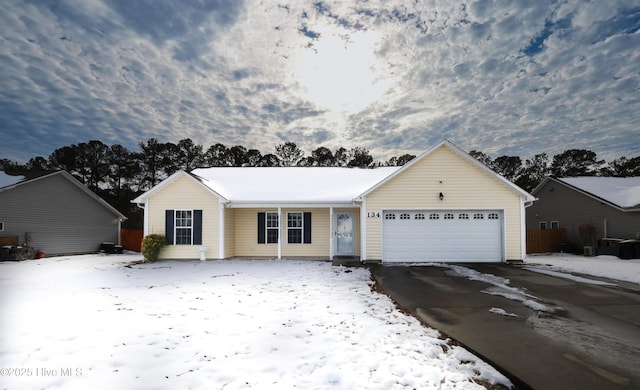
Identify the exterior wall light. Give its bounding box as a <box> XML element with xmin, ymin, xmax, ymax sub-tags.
<box><xmin>439</xmin><ymin>192</ymin><xmax>444</xmax><ymax>201</ymax></box>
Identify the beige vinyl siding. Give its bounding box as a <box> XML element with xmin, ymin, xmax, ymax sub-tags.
<box><xmin>224</xmin><ymin>207</ymin><xmax>236</xmax><ymax>258</ymax></box>
<box><xmin>365</xmin><ymin>147</ymin><xmax>524</xmax><ymax>261</ymax></box>
<box><xmin>233</xmin><ymin>208</ymin><xmax>358</xmax><ymax>258</ymax></box>
<box><xmin>147</xmin><ymin>174</ymin><xmax>220</xmax><ymax>259</ymax></box>
<box><xmin>234</xmin><ymin>209</ymin><xmax>278</xmax><ymax>257</ymax></box>
<box><xmin>282</xmin><ymin>208</ymin><xmax>330</xmax><ymax>258</ymax></box>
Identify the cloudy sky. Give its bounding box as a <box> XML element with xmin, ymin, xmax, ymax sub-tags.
<box><xmin>1</xmin><ymin>0</ymin><xmax>639</xmax><ymax>163</ymax></box>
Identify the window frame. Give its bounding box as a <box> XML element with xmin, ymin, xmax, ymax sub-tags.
<box><xmin>550</xmin><ymin>221</ymin><xmax>559</xmax><ymax>229</ymax></box>
<box><xmin>174</xmin><ymin>209</ymin><xmax>193</xmax><ymax>245</ymax></box>
<box><xmin>539</xmin><ymin>221</ymin><xmax>547</xmax><ymax>229</ymax></box>
<box><xmin>287</xmin><ymin>211</ymin><xmax>304</xmax><ymax>244</ymax></box>
<box><xmin>0</xmin><ymin>222</ymin><xmax>4</xmax><ymax>231</ymax></box>
<box><xmin>266</xmin><ymin>211</ymin><xmax>279</xmax><ymax>244</ymax></box>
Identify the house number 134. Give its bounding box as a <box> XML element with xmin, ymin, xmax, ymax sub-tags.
<box><xmin>367</xmin><ymin>212</ymin><xmax>380</xmax><ymax>218</ymax></box>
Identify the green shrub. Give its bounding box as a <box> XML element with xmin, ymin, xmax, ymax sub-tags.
<box><xmin>141</xmin><ymin>234</ymin><xmax>167</xmax><ymax>262</ymax></box>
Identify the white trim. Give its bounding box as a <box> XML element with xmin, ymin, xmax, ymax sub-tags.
<box><xmin>277</xmin><ymin>207</ymin><xmax>282</xmax><ymax>259</ymax></box>
<box><xmin>228</xmin><ymin>201</ymin><xmax>356</xmax><ymax>209</ymax></box>
<box><xmin>334</xmin><ymin>211</ymin><xmax>356</xmax><ymax>256</ymax></box>
<box><xmin>520</xmin><ymin>199</ymin><xmax>527</xmax><ymax>261</ymax></box>
<box><xmin>285</xmin><ymin>211</ymin><xmax>304</xmax><ymax>245</ymax></box>
<box><xmin>356</xmin><ymin>140</ymin><xmax>535</xmax><ymax>203</ymax></box>
<box><xmin>219</xmin><ymin>202</ymin><xmax>225</xmax><ymax>259</ymax></box>
<box><xmin>132</xmin><ymin>171</ymin><xmax>228</xmax><ymax>205</ymax></box>
<box><xmin>329</xmin><ymin>207</ymin><xmax>334</xmax><ymax>259</ymax></box>
<box><xmin>360</xmin><ymin>199</ymin><xmax>367</xmax><ymax>261</ymax></box>
<box><xmin>174</xmin><ymin>209</ymin><xmax>194</xmax><ymax>246</ymax></box>
<box><xmin>143</xmin><ymin>201</ymin><xmax>149</xmax><ymax>236</ymax></box>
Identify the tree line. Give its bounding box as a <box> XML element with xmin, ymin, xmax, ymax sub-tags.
<box><xmin>1</xmin><ymin>138</ymin><xmax>638</xmax><ymax>227</ymax></box>
<box><xmin>0</xmin><ymin>139</ymin><xmax>414</xmax><ymax>227</ymax></box>
<box><xmin>469</xmin><ymin>149</ymin><xmax>639</xmax><ymax>193</ymax></box>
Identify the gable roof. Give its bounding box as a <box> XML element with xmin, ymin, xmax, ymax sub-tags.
<box><xmin>191</xmin><ymin>166</ymin><xmax>400</xmax><ymax>205</ymax></box>
<box><xmin>356</xmin><ymin>140</ymin><xmax>536</xmax><ymax>202</ymax></box>
<box><xmin>133</xmin><ymin>140</ymin><xmax>536</xmax><ymax>207</ymax></box>
<box><xmin>131</xmin><ymin>170</ymin><xmax>230</xmax><ymax>205</ymax></box>
<box><xmin>0</xmin><ymin>170</ymin><xmax>127</xmax><ymax>219</ymax></box>
<box><xmin>535</xmin><ymin>176</ymin><xmax>640</xmax><ymax>210</ymax></box>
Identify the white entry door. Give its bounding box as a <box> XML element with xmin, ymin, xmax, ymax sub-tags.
<box><xmin>335</xmin><ymin>212</ymin><xmax>355</xmax><ymax>256</ymax></box>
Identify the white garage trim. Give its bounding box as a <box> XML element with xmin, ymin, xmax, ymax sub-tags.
<box><xmin>382</xmin><ymin>209</ymin><xmax>504</xmax><ymax>263</ymax></box>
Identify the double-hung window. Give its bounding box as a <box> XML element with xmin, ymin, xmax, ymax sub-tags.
<box><xmin>165</xmin><ymin>209</ymin><xmax>202</xmax><ymax>245</ymax></box>
<box><xmin>175</xmin><ymin>210</ymin><xmax>193</xmax><ymax>245</ymax></box>
<box><xmin>287</xmin><ymin>212</ymin><xmax>303</xmax><ymax>244</ymax></box>
<box><xmin>266</xmin><ymin>212</ymin><xmax>279</xmax><ymax>244</ymax></box>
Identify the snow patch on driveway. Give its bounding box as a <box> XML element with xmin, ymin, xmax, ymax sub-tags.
<box><xmin>444</xmin><ymin>264</ymin><xmax>562</xmax><ymax>314</ymax></box>
<box><xmin>489</xmin><ymin>308</ymin><xmax>519</xmax><ymax>318</ymax></box>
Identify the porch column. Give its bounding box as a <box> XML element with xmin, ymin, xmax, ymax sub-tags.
<box><xmin>218</xmin><ymin>202</ymin><xmax>225</xmax><ymax>259</ymax></box>
<box><xmin>277</xmin><ymin>207</ymin><xmax>282</xmax><ymax>259</ymax></box>
<box><xmin>360</xmin><ymin>199</ymin><xmax>366</xmax><ymax>262</ymax></box>
<box><xmin>329</xmin><ymin>207</ymin><xmax>334</xmax><ymax>259</ymax></box>
<box><xmin>143</xmin><ymin>202</ymin><xmax>149</xmax><ymax>236</ymax></box>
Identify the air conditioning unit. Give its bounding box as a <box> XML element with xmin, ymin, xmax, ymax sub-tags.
<box><xmin>583</xmin><ymin>246</ymin><xmax>594</xmax><ymax>256</ymax></box>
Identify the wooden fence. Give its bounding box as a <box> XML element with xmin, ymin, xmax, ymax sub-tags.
<box><xmin>120</xmin><ymin>229</ymin><xmax>144</xmax><ymax>252</ymax></box>
<box><xmin>526</xmin><ymin>228</ymin><xmax>567</xmax><ymax>254</ymax></box>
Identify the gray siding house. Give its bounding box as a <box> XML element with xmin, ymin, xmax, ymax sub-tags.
<box><xmin>527</xmin><ymin>176</ymin><xmax>640</xmax><ymax>250</ymax></box>
<box><xmin>0</xmin><ymin>170</ymin><xmax>126</xmax><ymax>256</ymax></box>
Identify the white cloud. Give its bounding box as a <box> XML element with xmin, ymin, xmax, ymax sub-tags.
<box><xmin>0</xmin><ymin>0</ymin><xmax>639</xmax><ymax>163</ymax></box>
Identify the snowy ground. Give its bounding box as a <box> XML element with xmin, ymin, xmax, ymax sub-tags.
<box><xmin>0</xmin><ymin>254</ymin><xmax>510</xmax><ymax>390</ymax></box>
<box><xmin>524</xmin><ymin>253</ymin><xmax>640</xmax><ymax>285</ymax></box>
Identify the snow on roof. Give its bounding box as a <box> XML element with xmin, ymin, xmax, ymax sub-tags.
<box><xmin>191</xmin><ymin>166</ymin><xmax>401</xmax><ymax>203</ymax></box>
<box><xmin>0</xmin><ymin>171</ymin><xmax>25</xmax><ymax>188</ymax></box>
<box><xmin>559</xmin><ymin>177</ymin><xmax>640</xmax><ymax>208</ymax></box>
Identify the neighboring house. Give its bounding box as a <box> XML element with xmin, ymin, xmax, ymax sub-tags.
<box><xmin>0</xmin><ymin>170</ymin><xmax>126</xmax><ymax>256</ymax></box>
<box><xmin>132</xmin><ymin>140</ymin><xmax>535</xmax><ymax>263</ymax></box>
<box><xmin>527</xmin><ymin>176</ymin><xmax>640</xmax><ymax>250</ymax></box>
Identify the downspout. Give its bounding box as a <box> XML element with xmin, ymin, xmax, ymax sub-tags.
<box><xmin>329</xmin><ymin>207</ymin><xmax>334</xmax><ymax>260</ymax></box>
<box><xmin>135</xmin><ymin>201</ymin><xmax>149</xmax><ymax>237</ymax></box>
<box><xmin>603</xmin><ymin>219</ymin><xmax>608</xmax><ymax>238</ymax></box>
<box><xmin>277</xmin><ymin>206</ymin><xmax>282</xmax><ymax>260</ymax></box>
<box><xmin>117</xmin><ymin>217</ymin><xmax>122</xmax><ymax>245</ymax></box>
<box><xmin>520</xmin><ymin>197</ymin><xmax>527</xmax><ymax>261</ymax></box>
<box><xmin>219</xmin><ymin>202</ymin><xmax>225</xmax><ymax>259</ymax></box>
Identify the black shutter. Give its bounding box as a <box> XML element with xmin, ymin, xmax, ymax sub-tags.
<box><xmin>257</xmin><ymin>212</ymin><xmax>266</xmax><ymax>244</ymax></box>
<box><xmin>165</xmin><ymin>210</ymin><xmax>174</xmax><ymax>245</ymax></box>
<box><xmin>303</xmin><ymin>212</ymin><xmax>312</xmax><ymax>244</ymax></box>
<box><xmin>193</xmin><ymin>210</ymin><xmax>203</xmax><ymax>245</ymax></box>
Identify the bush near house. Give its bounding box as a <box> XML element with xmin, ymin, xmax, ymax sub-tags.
<box><xmin>141</xmin><ymin>234</ymin><xmax>167</xmax><ymax>262</ymax></box>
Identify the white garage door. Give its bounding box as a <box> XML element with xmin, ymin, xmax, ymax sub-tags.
<box><xmin>382</xmin><ymin>210</ymin><xmax>503</xmax><ymax>262</ymax></box>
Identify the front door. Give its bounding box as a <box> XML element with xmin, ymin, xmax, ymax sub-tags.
<box><xmin>335</xmin><ymin>212</ymin><xmax>355</xmax><ymax>256</ymax></box>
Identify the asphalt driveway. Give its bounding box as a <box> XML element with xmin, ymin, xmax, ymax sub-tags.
<box><xmin>369</xmin><ymin>263</ymin><xmax>640</xmax><ymax>390</ymax></box>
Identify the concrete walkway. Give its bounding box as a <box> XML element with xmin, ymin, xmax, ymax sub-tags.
<box><xmin>370</xmin><ymin>263</ymin><xmax>640</xmax><ymax>389</ymax></box>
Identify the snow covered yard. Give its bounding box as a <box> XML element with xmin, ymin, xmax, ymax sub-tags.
<box><xmin>0</xmin><ymin>254</ymin><xmax>510</xmax><ymax>389</ymax></box>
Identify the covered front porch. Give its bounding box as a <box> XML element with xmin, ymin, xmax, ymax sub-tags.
<box><xmin>223</xmin><ymin>205</ymin><xmax>363</xmax><ymax>261</ymax></box>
